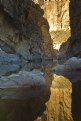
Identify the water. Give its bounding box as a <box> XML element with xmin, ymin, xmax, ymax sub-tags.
<box><xmin>0</xmin><ymin>61</ymin><xmax>81</xmax><ymax>121</ymax></box>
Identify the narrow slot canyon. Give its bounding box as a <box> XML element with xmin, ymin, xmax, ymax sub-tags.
<box><xmin>0</xmin><ymin>0</ymin><xmax>81</xmax><ymax>121</ymax></box>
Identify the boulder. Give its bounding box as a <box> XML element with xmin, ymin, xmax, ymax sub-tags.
<box><xmin>53</xmin><ymin>57</ymin><xmax>81</xmax><ymax>72</ymax></box>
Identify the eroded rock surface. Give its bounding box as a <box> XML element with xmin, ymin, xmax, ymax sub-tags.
<box><xmin>0</xmin><ymin>0</ymin><xmax>53</xmax><ymax>61</ymax></box>
<box><xmin>59</xmin><ymin>0</ymin><xmax>81</xmax><ymax>59</ymax></box>
<box><xmin>35</xmin><ymin>74</ymin><xmax>73</xmax><ymax>121</ymax></box>
<box><xmin>33</xmin><ymin>0</ymin><xmax>70</xmax><ymax>31</ymax></box>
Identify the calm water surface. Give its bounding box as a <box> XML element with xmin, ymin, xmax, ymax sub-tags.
<box><xmin>0</xmin><ymin>61</ymin><xmax>81</xmax><ymax>121</ymax></box>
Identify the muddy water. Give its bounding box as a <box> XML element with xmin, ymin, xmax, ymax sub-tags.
<box><xmin>0</xmin><ymin>62</ymin><xmax>81</xmax><ymax>121</ymax></box>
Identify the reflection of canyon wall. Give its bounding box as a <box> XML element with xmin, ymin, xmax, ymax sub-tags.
<box><xmin>36</xmin><ymin>66</ymin><xmax>73</xmax><ymax>121</ymax></box>
<box><xmin>33</xmin><ymin>0</ymin><xmax>70</xmax><ymax>31</ymax></box>
<box><xmin>45</xmin><ymin>75</ymin><xmax>73</xmax><ymax>121</ymax></box>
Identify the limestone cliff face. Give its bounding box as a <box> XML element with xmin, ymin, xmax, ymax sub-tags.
<box><xmin>33</xmin><ymin>0</ymin><xmax>70</xmax><ymax>51</ymax></box>
<box><xmin>0</xmin><ymin>0</ymin><xmax>53</xmax><ymax>61</ymax></box>
<box><xmin>33</xmin><ymin>0</ymin><xmax>70</xmax><ymax>31</ymax></box>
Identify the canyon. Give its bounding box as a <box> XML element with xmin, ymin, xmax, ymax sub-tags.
<box><xmin>33</xmin><ymin>0</ymin><xmax>70</xmax><ymax>31</ymax></box>
<box><xmin>0</xmin><ymin>0</ymin><xmax>80</xmax><ymax>60</ymax></box>
<box><xmin>0</xmin><ymin>0</ymin><xmax>81</xmax><ymax>121</ymax></box>
<box><xmin>0</xmin><ymin>0</ymin><xmax>53</xmax><ymax>61</ymax></box>
<box><xmin>0</xmin><ymin>0</ymin><xmax>71</xmax><ymax>62</ymax></box>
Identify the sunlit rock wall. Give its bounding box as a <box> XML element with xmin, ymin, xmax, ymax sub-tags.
<box><xmin>33</xmin><ymin>0</ymin><xmax>70</xmax><ymax>51</ymax></box>
<box><xmin>33</xmin><ymin>0</ymin><xmax>70</xmax><ymax>31</ymax></box>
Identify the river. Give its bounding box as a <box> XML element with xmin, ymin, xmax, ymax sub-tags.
<box><xmin>0</xmin><ymin>61</ymin><xmax>81</xmax><ymax>121</ymax></box>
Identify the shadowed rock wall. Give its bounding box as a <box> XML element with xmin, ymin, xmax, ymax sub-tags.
<box><xmin>59</xmin><ymin>0</ymin><xmax>81</xmax><ymax>59</ymax></box>
<box><xmin>0</xmin><ymin>0</ymin><xmax>53</xmax><ymax>61</ymax></box>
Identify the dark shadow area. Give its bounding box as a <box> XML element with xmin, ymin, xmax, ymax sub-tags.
<box><xmin>0</xmin><ymin>1</ymin><xmax>55</xmax><ymax>120</ymax></box>
<box><xmin>56</xmin><ymin>0</ymin><xmax>81</xmax><ymax>119</ymax></box>
<box><xmin>69</xmin><ymin>0</ymin><xmax>81</xmax><ymax>120</ymax></box>
<box><xmin>0</xmin><ymin>91</ymin><xmax>50</xmax><ymax>121</ymax></box>
<box><xmin>72</xmin><ymin>81</ymin><xmax>81</xmax><ymax>121</ymax></box>
<box><xmin>0</xmin><ymin>62</ymin><xmax>55</xmax><ymax>121</ymax></box>
<box><xmin>59</xmin><ymin>0</ymin><xmax>81</xmax><ymax>60</ymax></box>
<box><xmin>0</xmin><ymin>0</ymin><xmax>54</xmax><ymax>61</ymax></box>
<box><xmin>54</xmin><ymin>68</ymin><xmax>81</xmax><ymax>121</ymax></box>
<box><xmin>25</xmin><ymin>1</ymin><xmax>53</xmax><ymax>60</ymax></box>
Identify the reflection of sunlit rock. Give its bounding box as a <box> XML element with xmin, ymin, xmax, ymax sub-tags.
<box><xmin>0</xmin><ymin>62</ymin><xmax>77</xmax><ymax>121</ymax></box>
<box><xmin>51</xmin><ymin>75</ymin><xmax>72</xmax><ymax>88</ymax></box>
<box><xmin>44</xmin><ymin>75</ymin><xmax>73</xmax><ymax>121</ymax></box>
<box><xmin>35</xmin><ymin>72</ymin><xmax>73</xmax><ymax>121</ymax></box>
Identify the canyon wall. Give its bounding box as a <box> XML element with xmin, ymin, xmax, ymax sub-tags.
<box><xmin>59</xmin><ymin>0</ymin><xmax>81</xmax><ymax>59</ymax></box>
<box><xmin>0</xmin><ymin>0</ymin><xmax>80</xmax><ymax>60</ymax></box>
<box><xmin>33</xmin><ymin>0</ymin><xmax>70</xmax><ymax>51</ymax></box>
<box><xmin>33</xmin><ymin>0</ymin><xmax>70</xmax><ymax>31</ymax></box>
<box><xmin>0</xmin><ymin>0</ymin><xmax>53</xmax><ymax>61</ymax></box>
